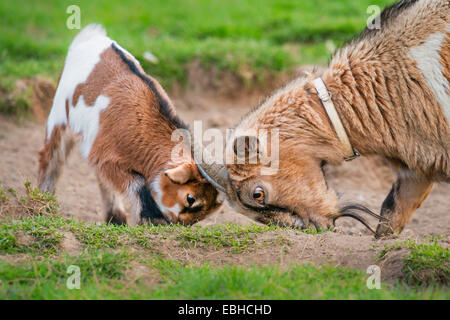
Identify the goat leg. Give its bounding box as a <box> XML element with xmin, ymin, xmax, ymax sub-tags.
<box><xmin>376</xmin><ymin>170</ymin><xmax>433</xmax><ymax>237</ymax></box>
<box><xmin>97</xmin><ymin>174</ymin><xmax>128</xmax><ymax>225</ymax></box>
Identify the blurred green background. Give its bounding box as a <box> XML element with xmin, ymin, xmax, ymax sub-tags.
<box><xmin>0</xmin><ymin>0</ymin><xmax>393</xmax><ymax>90</ymax></box>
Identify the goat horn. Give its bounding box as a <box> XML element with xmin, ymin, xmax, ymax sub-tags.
<box><xmin>191</xmin><ymin>135</ymin><xmax>229</xmax><ymax>193</ymax></box>
<box><xmin>335</xmin><ymin>212</ymin><xmax>376</xmax><ymax>234</ymax></box>
<box><xmin>340</xmin><ymin>204</ymin><xmax>389</xmax><ymax>222</ymax></box>
<box><xmin>334</xmin><ymin>204</ymin><xmax>388</xmax><ymax>234</ymax></box>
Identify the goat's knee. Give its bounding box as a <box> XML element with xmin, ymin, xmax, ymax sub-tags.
<box><xmin>376</xmin><ymin>171</ymin><xmax>433</xmax><ymax>237</ymax></box>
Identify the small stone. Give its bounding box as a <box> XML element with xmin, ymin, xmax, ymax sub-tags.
<box><xmin>143</xmin><ymin>51</ymin><xmax>159</xmax><ymax>64</ymax></box>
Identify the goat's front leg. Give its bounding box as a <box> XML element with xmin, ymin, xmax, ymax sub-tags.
<box><xmin>95</xmin><ymin>162</ymin><xmax>140</xmax><ymax>225</ymax></box>
<box><xmin>96</xmin><ymin>174</ymin><xmax>128</xmax><ymax>225</ymax></box>
<box><xmin>376</xmin><ymin>170</ymin><xmax>433</xmax><ymax>237</ymax></box>
<box><xmin>126</xmin><ymin>175</ymin><xmax>168</xmax><ymax>226</ymax></box>
<box><xmin>97</xmin><ymin>164</ymin><xmax>167</xmax><ymax>226</ymax></box>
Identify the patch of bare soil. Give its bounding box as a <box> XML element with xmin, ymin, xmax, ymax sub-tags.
<box><xmin>15</xmin><ymin>231</ymin><xmax>34</xmax><ymax>247</ymax></box>
<box><xmin>60</xmin><ymin>231</ymin><xmax>83</xmax><ymax>257</ymax></box>
<box><xmin>128</xmin><ymin>229</ymin><xmax>424</xmax><ymax>284</ymax></box>
<box><xmin>153</xmin><ymin>230</ymin><xmax>386</xmax><ymax>270</ymax></box>
<box><xmin>0</xmin><ymin>70</ymin><xmax>448</xmax><ymax>282</ymax></box>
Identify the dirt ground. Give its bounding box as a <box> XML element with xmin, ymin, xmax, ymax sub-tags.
<box><xmin>0</xmin><ymin>74</ymin><xmax>449</xmax><ymax>281</ymax></box>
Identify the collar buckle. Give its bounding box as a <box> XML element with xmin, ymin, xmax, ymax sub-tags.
<box><xmin>344</xmin><ymin>148</ymin><xmax>360</xmax><ymax>161</ymax></box>
<box><xmin>318</xmin><ymin>90</ymin><xmax>332</xmax><ymax>102</ymax></box>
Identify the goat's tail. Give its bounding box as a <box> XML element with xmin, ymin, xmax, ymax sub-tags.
<box><xmin>38</xmin><ymin>125</ymin><xmax>75</xmax><ymax>194</ymax></box>
<box><xmin>69</xmin><ymin>23</ymin><xmax>106</xmax><ymax>51</ymax></box>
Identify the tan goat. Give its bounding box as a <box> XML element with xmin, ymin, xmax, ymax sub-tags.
<box><xmin>38</xmin><ymin>24</ymin><xmax>221</xmax><ymax>226</ymax></box>
<box><xmin>197</xmin><ymin>0</ymin><xmax>449</xmax><ymax>236</ymax></box>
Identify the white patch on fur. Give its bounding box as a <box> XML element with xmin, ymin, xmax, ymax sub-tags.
<box><xmin>46</xmin><ymin>24</ymin><xmax>111</xmax><ymax>140</ymax></box>
<box><xmin>409</xmin><ymin>27</ymin><xmax>450</xmax><ymax>122</ymax></box>
<box><xmin>46</xmin><ymin>23</ymin><xmax>141</xmax><ymax>156</ymax></box>
<box><xmin>68</xmin><ymin>94</ymin><xmax>110</xmax><ymax>158</ymax></box>
<box><xmin>151</xmin><ymin>174</ymin><xmax>181</xmax><ymax>221</ymax></box>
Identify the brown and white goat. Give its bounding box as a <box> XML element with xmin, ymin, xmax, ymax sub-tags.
<box><xmin>197</xmin><ymin>0</ymin><xmax>449</xmax><ymax>236</ymax></box>
<box><xmin>38</xmin><ymin>24</ymin><xmax>221</xmax><ymax>226</ymax></box>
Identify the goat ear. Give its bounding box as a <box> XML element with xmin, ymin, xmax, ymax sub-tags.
<box><xmin>233</xmin><ymin>135</ymin><xmax>259</xmax><ymax>162</ymax></box>
<box><xmin>164</xmin><ymin>163</ymin><xmax>194</xmax><ymax>184</ymax></box>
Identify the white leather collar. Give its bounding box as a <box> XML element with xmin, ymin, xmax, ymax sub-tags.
<box><xmin>312</xmin><ymin>78</ymin><xmax>359</xmax><ymax>161</ymax></box>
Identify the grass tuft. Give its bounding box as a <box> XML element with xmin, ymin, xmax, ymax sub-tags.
<box><xmin>378</xmin><ymin>238</ymin><xmax>449</xmax><ymax>286</ymax></box>
<box><xmin>19</xmin><ymin>181</ymin><xmax>59</xmax><ymax>216</ymax></box>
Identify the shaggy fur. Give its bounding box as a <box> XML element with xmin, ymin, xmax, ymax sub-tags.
<box><xmin>215</xmin><ymin>0</ymin><xmax>449</xmax><ymax>235</ymax></box>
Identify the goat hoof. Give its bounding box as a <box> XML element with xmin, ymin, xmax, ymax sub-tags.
<box><xmin>375</xmin><ymin>222</ymin><xmax>395</xmax><ymax>239</ymax></box>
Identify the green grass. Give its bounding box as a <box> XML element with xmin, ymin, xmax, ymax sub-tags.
<box><xmin>1</xmin><ymin>253</ymin><xmax>448</xmax><ymax>299</ymax></box>
<box><xmin>150</xmin><ymin>261</ymin><xmax>448</xmax><ymax>299</ymax></box>
<box><xmin>0</xmin><ymin>251</ymin><xmax>133</xmax><ymax>299</ymax></box>
<box><xmin>0</xmin><ymin>182</ymin><xmax>448</xmax><ymax>299</ymax></box>
<box><xmin>0</xmin><ymin>0</ymin><xmax>394</xmax><ymax>92</ymax></box>
<box><xmin>175</xmin><ymin>223</ymin><xmax>290</xmax><ymax>253</ymax></box>
<box><xmin>1</xmin><ymin>182</ymin><xmax>301</xmax><ymax>254</ymax></box>
<box><xmin>378</xmin><ymin>238</ymin><xmax>449</xmax><ymax>286</ymax></box>
<box><xmin>0</xmin><ymin>182</ymin><xmax>289</xmax><ymax>254</ymax></box>
<box><xmin>0</xmin><ymin>212</ymin><xmax>291</xmax><ymax>255</ymax></box>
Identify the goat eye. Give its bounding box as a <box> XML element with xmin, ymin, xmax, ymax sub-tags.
<box><xmin>252</xmin><ymin>187</ymin><xmax>265</xmax><ymax>204</ymax></box>
<box><xmin>187</xmin><ymin>194</ymin><xmax>195</xmax><ymax>206</ymax></box>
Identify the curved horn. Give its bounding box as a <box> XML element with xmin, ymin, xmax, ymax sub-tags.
<box><xmin>334</xmin><ymin>204</ymin><xmax>388</xmax><ymax>234</ymax></box>
<box><xmin>191</xmin><ymin>133</ymin><xmax>229</xmax><ymax>193</ymax></box>
<box><xmin>196</xmin><ymin>160</ymin><xmax>229</xmax><ymax>193</ymax></box>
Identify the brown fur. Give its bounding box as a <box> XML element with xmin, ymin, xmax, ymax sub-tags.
<box><xmin>38</xmin><ymin>125</ymin><xmax>65</xmax><ymax>179</ymax></box>
<box><xmin>38</xmin><ymin>125</ymin><xmax>75</xmax><ymax>194</ymax></box>
<box><xmin>88</xmin><ymin>69</ymin><xmax>179</xmax><ymax>192</ymax></box>
<box><xmin>158</xmin><ymin>164</ymin><xmax>219</xmax><ymax>225</ymax></box>
<box><xmin>38</xmin><ymin>38</ymin><xmax>220</xmax><ymax>225</ymax></box>
<box><xmin>72</xmin><ymin>48</ymin><xmax>124</xmax><ymax>107</ymax></box>
<box><xmin>65</xmin><ymin>99</ymin><xmax>69</xmax><ymax>121</ymax></box>
<box><xmin>221</xmin><ymin>0</ymin><xmax>449</xmax><ymax>235</ymax></box>
<box><xmin>440</xmin><ymin>34</ymin><xmax>450</xmax><ymax>84</ymax></box>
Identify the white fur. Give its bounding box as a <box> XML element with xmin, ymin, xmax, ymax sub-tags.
<box><xmin>409</xmin><ymin>26</ymin><xmax>450</xmax><ymax>122</ymax></box>
<box><xmin>46</xmin><ymin>24</ymin><xmax>141</xmax><ymax>157</ymax></box>
<box><xmin>151</xmin><ymin>174</ymin><xmax>181</xmax><ymax>221</ymax></box>
<box><xmin>69</xmin><ymin>94</ymin><xmax>110</xmax><ymax>158</ymax></box>
<box><xmin>126</xmin><ymin>178</ymin><xmax>145</xmax><ymax>226</ymax></box>
<box><xmin>46</xmin><ymin>24</ymin><xmax>111</xmax><ymax>140</ymax></box>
